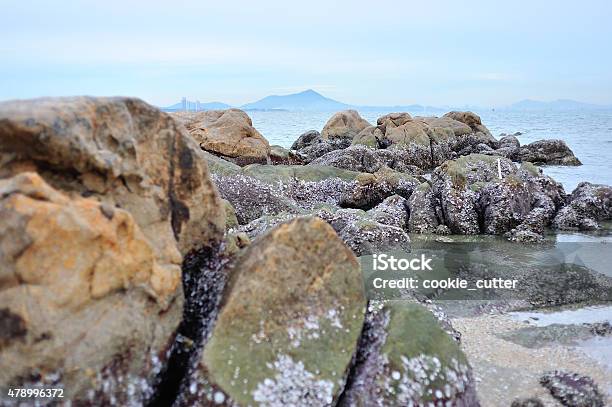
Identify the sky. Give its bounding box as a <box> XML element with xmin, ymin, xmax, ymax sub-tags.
<box><xmin>1</xmin><ymin>0</ymin><xmax>612</xmax><ymax>107</ymax></box>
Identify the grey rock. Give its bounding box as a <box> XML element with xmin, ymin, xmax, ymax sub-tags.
<box><xmin>553</xmin><ymin>182</ymin><xmax>612</xmax><ymax>230</ymax></box>
<box><xmin>540</xmin><ymin>371</ymin><xmax>604</xmax><ymax>407</ymax></box>
<box><xmin>520</xmin><ymin>139</ymin><xmax>582</xmax><ymax>166</ymax></box>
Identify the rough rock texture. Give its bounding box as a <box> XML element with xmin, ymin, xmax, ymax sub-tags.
<box><xmin>339</xmin><ymin>167</ymin><xmax>420</xmax><ymax>210</ymax></box>
<box><xmin>196</xmin><ymin>218</ymin><xmax>367</xmax><ymax>406</ymax></box>
<box><xmin>309</xmin><ymin>145</ymin><xmax>423</xmax><ymax>175</ymax></box>
<box><xmin>519</xmin><ymin>139</ymin><xmax>581</xmax><ymax>166</ymax></box>
<box><xmin>553</xmin><ymin>182</ymin><xmax>612</xmax><ymax>230</ymax></box>
<box><xmin>0</xmin><ymin>96</ymin><xmax>226</xmax><ymax>402</ymax></box>
<box><xmin>408</xmin><ymin>182</ymin><xmax>443</xmax><ymax>233</ymax></box>
<box><xmin>540</xmin><ymin>371</ymin><xmax>604</xmax><ymax>407</ymax></box>
<box><xmin>510</xmin><ymin>398</ymin><xmax>545</xmax><ymax>407</ymax></box>
<box><xmin>174</xmin><ymin>108</ymin><xmax>271</xmax><ymax>165</ymax></box>
<box><xmin>0</xmin><ymin>172</ymin><xmax>182</xmax><ymax>403</ymax></box>
<box><xmin>367</xmin><ymin>195</ymin><xmax>409</xmax><ymax>231</ymax></box>
<box><xmin>291</xmin><ymin>130</ymin><xmax>322</xmax><ymax>150</ymax></box>
<box><xmin>443</xmin><ymin>111</ymin><xmax>493</xmax><ymax>138</ymax></box>
<box><xmin>241</xmin><ymin>163</ymin><xmax>360</xmax><ymax>184</ymax></box>
<box><xmin>340</xmin><ymin>302</ymin><xmax>479</xmax><ymax>407</ymax></box>
<box><xmin>352</xmin><ymin>125</ymin><xmax>386</xmax><ymax>148</ymax></box>
<box><xmin>269</xmin><ymin>145</ymin><xmax>304</xmax><ymax>165</ymax></box>
<box><xmin>432</xmin><ymin>155</ymin><xmax>563</xmax><ymax>239</ymax></box>
<box><xmin>211</xmin><ymin>173</ymin><xmax>302</xmax><ymax>224</ymax></box>
<box><xmin>0</xmin><ymin>96</ymin><xmax>226</xmax><ymax>259</ymax></box>
<box><xmin>317</xmin><ymin>209</ymin><xmax>411</xmax><ymax>256</ymax></box>
<box><xmin>377</xmin><ymin>112</ymin><xmax>413</xmax><ymax>131</ymax></box>
<box><xmin>321</xmin><ymin>110</ymin><xmax>371</xmax><ymax>142</ymax></box>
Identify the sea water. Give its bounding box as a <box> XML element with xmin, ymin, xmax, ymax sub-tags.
<box><xmin>249</xmin><ymin>109</ymin><xmax>612</xmax><ymax>192</ymax></box>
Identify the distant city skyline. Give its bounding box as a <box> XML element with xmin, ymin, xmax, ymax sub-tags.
<box><xmin>2</xmin><ymin>0</ymin><xmax>612</xmax><ymax>107</ymax></box>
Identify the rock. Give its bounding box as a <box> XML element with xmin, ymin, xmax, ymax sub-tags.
<box><xmin>443</xmin><ymin>111</ymin><xmax>493</xmax><ymax>138</ymax></box>
<box><xmin>340</xmin><ymin>302</ymin><xmax>478</xmax><ymax>406</ymax></box>
<box><xmin>432</xmin><ymin>154</ymin><xmax>517</xmax><ymax>234</ymax></box>
<box><xmin>352</xmin><ymin>125</ymin><xmax>386</xmax><ymax>148</ymax></box>
<box><xmin>269</xmin><ymin>145</ymin><xmax>304</xmax><ymax>165</ymax></box>
<box><xmin>297</xmin><ymin>141</ymin><xmax>347</xmax><ymax>163</ymax></box>
<box><xmin>317</xmin><ymin>209</ymin><xmax>410</xmax><ymax>256</ymax></box>
<box><xmin>540</xmin><ymin>371</ymin><xmax>604</xmax><ymax>407</ymax></box>
<box><xmin>499</xmin><ymin>134</ymin><xmax>521</xmax><ymax>149</ymax></box>
<box><xmin>310</xmin><ymin>145</ymin><xmax>388</xmax><ymax>173</ymax></box>
<box><xmin>310</xmin><ymin>145</ymin><xmax>424</xmax><ymax>174</ymax></box>
<box><xmin>174</xmin><ymin>108</ymin><xmax>271</xmax><ymax>165</ymax></box>
<box><xmin>419</xmin><ymin>116</ymin><xmax>473</xmax><ymax>137</ymax></box>
<box><xmin>479</xmin><ymin>175</ymin><xmax>533</xmax><ymax>234</ymax></box>
<box><xmin>242</xmin><ymin>163</ymin><xmax>361</xmax><ymax>184</ymax></box>
<box><xmin>367</xmin><ymin>195</ymin><xmax>409</xmax><ymax>230</ymax></box>
<box><xmin>321</xmin><ymin>110</ymin><xmax>371</xmax><ymax>142</ymax></box>
<box><xmin>211</xmin><ymin>173</ymin><xmax>302</xmax><ymax>224</ymax></box>
<box><xmin>0</xmin><ymin>96</ymin><xmax>226</xmax><ymax>260</ymax></box>
<box><xmin>385</xmin><ymin>122</ymin><xmax>433</xmax><ymax>168</ymax></box>
<box><xmin>290</xmin><ymin>130</ymin><xmax>322</xmax><ymax>150</ymax></box>
<box><xmin>511</xmin><ymin>398</ymin><xmax>544</xmax><ymax>407</ymax></box>
<box><xmin>431</xmin><ymin>154</ymin><xmax>561</xmax><ymax>239</ymax></box>
<box><xmin>201</xmin><ymin>150</ymin><xmax>243</xmax><ymax>176</ymax></box>
<box><xmin>196</xmin><ymin>218</ymin><xmax>367</xmax><ymax>406</ymax></box>
<box><xmin>0</xmin><ymin>173</ymin><xmax>182</xmax><ymax>403</ymax></box>
<box><xmin>222</xmin><ymin>199</ymin><xmax>239</xmax><ymax>230</ymax></box>
<box><xmin>236</xmin><ymin>212</ymin><xmax>300</xmax><ymax>240</ymax></box>
<box><xmin>520</xmin><ymin>139</ymin><xmax>581</xmax><ymax>166</ymax></box>
<box><xmin>553</xmin><ymin>182</ymin><xmax>612</xmax><ymax>230</ymax></box>
<box><xmin>339</xmin><ymin>167</ymin><xmax>420</xmax><ymax>210</ymax></box>
<box><xmin>377</xmin><ymin>112</ymin><xmax>413</xmax><ymax>131</ymax></box>
<box><xmin>408</xmin><ymin>182</ymin><xmax>443</xmax><ymax>233</ymax></box>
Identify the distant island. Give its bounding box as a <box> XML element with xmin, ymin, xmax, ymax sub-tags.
<box><xmin>161</xmin><ymin>89</ymin><xmax>611</xmax><ymax>112</ymax></box>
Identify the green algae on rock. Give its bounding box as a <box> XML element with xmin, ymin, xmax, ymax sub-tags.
<box><xmin>340</xmin><ymin>301</ymin><xmax>478</xmax><ymax>406</ymax></box>
<box><xmin>197</xmin><ymin>217</ymin><xmax>367</xmax><ymax>406</ymax></box>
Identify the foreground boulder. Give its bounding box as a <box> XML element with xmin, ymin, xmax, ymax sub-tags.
<box><xmin>519</xmin><ymin>139</ymin><xmax>581</xmax><ymax>166</ymax></box>
<box><xmin>553</xmin><ymin>182</ymin><xmax>612</xmax><ymax>230</ymax></box>
<box><xmin>174</xmin><ymin>108</ymin><xmax>271</xmax><ymax>165</ymax></box>
<box><xmin>0</xmin><ymin>173</ymin><xmax>182</xmax><ymax>403</ymax></box>
<box><xmin>0</xmin><ymin>96</ymin><xmax>226</xmax><ymax>401</ymax></box>
<box><xmin>340</xmin><ymin>302</ymin><xmax>479</xmax><ymax>406</ymax></box>
<box><xmin>321</xmin><ymin>110</ymin><xmax>371</xmax><ymax>142</ymax></box>
<box><xmin>194</xmin><ymin>218</ymin><xmax>367</xmax><ymax>406</ymax></box>
<box><xmin>0</xmin><ymin>96</ymin><xmax>226</xmax><ymax>258</ymax></box>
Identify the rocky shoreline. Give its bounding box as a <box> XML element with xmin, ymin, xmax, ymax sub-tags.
<box><xmin>0</xmin><ymin>97</ymin><xmax>610</xmax><ymax>406</ymax></box>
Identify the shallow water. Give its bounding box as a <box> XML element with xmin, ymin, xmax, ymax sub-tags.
<box><xmin>249</xmin><ymin>109</ymin><xmax>612</xmax><ymax>192</ymax></box>
<box><xmin>509</xmin><ymin>305</ymin><xmax>612</xmax><ymax>326</ymax></box>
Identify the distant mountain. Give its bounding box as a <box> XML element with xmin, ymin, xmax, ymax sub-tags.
<box><xmin>240</xmin><ymin>89</ymin><xmax>349</xmax><ymax>111</ymax></box>
<box><xmin>507</xmin><ymin>99</ymin><xmax>608</xmax><ymax>111</ymax></box>
<box><xmin>162</xmin><ymin>100</ymin><xmax>232</xmax><ymax>112</ymax></box>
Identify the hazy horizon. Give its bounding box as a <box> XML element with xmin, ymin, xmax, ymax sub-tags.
<box><xmin>2</xmin><ymin>0</ymin><xmax>612</xmax><ymax>107</ymax></box>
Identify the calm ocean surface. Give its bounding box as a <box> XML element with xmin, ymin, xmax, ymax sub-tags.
<box><xmin>249</xmin><ymin>109</ymin><xmax>612</xmax><ymax>192</ymax></box>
